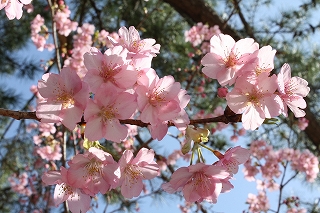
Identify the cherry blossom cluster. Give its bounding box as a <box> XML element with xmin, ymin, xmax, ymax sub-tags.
<box><xmin>8</xmin><ymin>172</ymin><xmax>33</xmax><ymax>197</ymax></box>
<box><xmin>245</xmin><ymin>140</ymin><xmax>319</xmax><ymax>182</ymax></box>
<box><xmin>63</xmin><ymin>23</ymin><xmax>95</xmax><ymax>78</ymax></box>
<box><xmin>36</xmin><ymin>26</ymin><xmax>190</xmax><ymax>142</ymax></box>
<box><xmin>161</xmin><ymin>125</ymin><xmax>251</xmax><ymax>203</ymax></box>
<box><xmin>162</xmin><ymin>146</ymin><xmax>250</xmax><ymax>203</ymax></box>
<box><xmin>3</xmin><ymin>5</ymin><xmax>316</xmax><ymax>211</ymax></box>
<box><xmin>243</xmin><ymin>140</ymin><xmax>319</xmax><ymax>212</ymax></box>
<box><xmin>201</xmin><ymin>34</ymin><xmax>310</xmax><ymax>130</ymax></box>
<box><xmin>0</xmin><ymin>0</ymin><xmax>32</xmax><ymax>20</ymax></box>
<box><xmin>184</xmin><ymin>22</ymin><xmax>221</xmax><ymax>53</ymax></box>
<box><xmin>41</xmin><ymin>146</ymin><xmax>160</xmax><ymax>213</ymax></box>
<box><xmin>8</xmin><ymin>170</ymin><xmax>43</xmax><ymax>211</ymax></box>
<box><xmin>30</xmin><ymin>1</ymin><xmax>78</xmax><ymax>52</ymax></box>
<box><xmin>30</xmin><ymin>14</ymin><xmax>55</xmax><ymax>51</ymax></box>
<box><xmin>53</xmin><ymin>1</ymin><xmax>78</xmax><ymax>37</ymax></box>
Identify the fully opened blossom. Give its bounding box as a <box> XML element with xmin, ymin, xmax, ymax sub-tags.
<box><xmin>83</xmin><ymin>46</ymin><xmax>137</xmax><ymax>93</ymax></box>
<box><xmin>277</xmin><ymin>63</ymin><xmax>310</xmax><ymax>117</ymax></box>
<box><xmin>117</xmin><ymin>148</ymin><xmax>160</xmax><ymax>199</ymax></box>
<box><xmin>84</xmin><ymin>83</ymin><xmax>137</xmax><ymax>142</ymax></box>
<box><xmin>162</xmin><ymin>163</ymin><xmax>230</xmax><ymax>203</ymax></box>
<box><xmin>215</xmin><ymin>146</ymin><xmax>251</xmax><ymax>174</ymax></box>
<box><xmin>42</xmin><ymin>167</ymin><xmax>91</xmax><ymax>213</ymax></box>
<box><xmin>240</xmin><ymin>45</ymin><xmax>276</xmax><ymax>77</ymax></box>
<box><xmin>226</xmin><ymin>73</ymin><xmax>283</xmax><ymax>130</ymax></box>
<box><xmin>36</xmin><ymin>66</ymin><xmax>89</xmax><ymax>130</ymax></box>
<box><xmin>0</xmin><ymin>0</ymin><xmax>32</xmax><ymax>20</ymax></box>
<box><xmin>136</xmin><ymin>74</ymin><xmax>190</xmax><ymax>140</ymax></box>
<box><xmin>67</xmin><ymin>147</ymin><xmax>119</xmax><ymax>195</ymax></box>
<box><xmin>110</xmin><ymin>26</ymin><xmax>161</xmax><ymax>60</ymax></box>
<box><xmin>201</xmin><ymin>33</ymin><xmax>259</xmax><ymax>86</ymax></box>
<box><xmin>136</xmin><ymin>75</ymin><xmax>187</xmax><ymax>126</ymax></box>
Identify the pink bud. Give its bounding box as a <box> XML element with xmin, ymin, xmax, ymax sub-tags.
<box><xmin>217</xmin><ymin>87</ymin><xmax>228</xmax><ymax>98</ymax></box>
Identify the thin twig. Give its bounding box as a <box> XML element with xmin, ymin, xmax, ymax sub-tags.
<box><xmin>48</xmin><ymin>0</ymin><xmax>62</xmax><ymax>73</ymax></box>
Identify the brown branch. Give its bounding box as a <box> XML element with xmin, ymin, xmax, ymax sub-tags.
<box><xmin>162</xmin><ymin>0</ymin><xmax>241</xmax><ymax>41</ymax></box>
<box><xmin>0</xmin><ymin>108</ymin><xmax>39</xmax><ymax>121</ymax></box>
<box><xmin>231</xmin><ymin>0</ymin><xmax>256</xmax><ymax>40</ymax></box>
<box><xmin>0</xmin><ymin>108</ymin><xmax>241</xmax><ymax>127</ymax></box>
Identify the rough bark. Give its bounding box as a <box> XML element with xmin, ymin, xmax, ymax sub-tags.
<box><xmin>162</xmin><ymin>0</ymin><xmax>241</xmax><ymax>40</ymax></box>
<box><xmin>304</xmin><ymin>105</ymin><xmax>320</xmax><ymax>150</ymax></box>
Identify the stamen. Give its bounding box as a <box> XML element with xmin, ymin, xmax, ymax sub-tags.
<box><xmin>124</xmin><ymin>165</ymin><xmax>144</xmax><ymax>187</ymax></box>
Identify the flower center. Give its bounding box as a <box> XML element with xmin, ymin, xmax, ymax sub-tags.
<box><xmin>124</xmin><ymin>165</ymin><xmax>143</xmax><ymax>186</ymax></box>
<box><xmin>245</xmin><ymin>90</ymin><xmax>263</xmax><ymax>106</ymax></box>
<box><xmin>149</xmin><ymin>90</ymin><xmax>166</xmax><ymax>106</ymax></box>
<box><xmin>83</xmin><ymin>160</ymin><xmax>103</xmax><ymax>181</ymax></box>
<box><xmin>190</xmin><ymin>172</ymin><xmax>210</xmax><ymax>192</ymax></box>
<box><xmin>130</xmin><ymin>40</ymin><xmax>145</xmax><ymax>52</ymax></box>
<box><xmin>285</xmin><ymin>79</ymin><xmax>298</xmax><ymax>96</ymax></box>
<box><xmin>56</xmin><ymin>92</ymin><xmax>75</xmax><ymax>108</ymax></box>
<box><xmin>58</xmin><ymin>183</ymin><xmax>74</xmax><ymax>197</ymax></box>
<box><xmin>224</xmin><ymin>55</ymin><xmax>237</xmax><ymax>68</ymax></box>
<box><xmin>99</xmin><ymin>107</ymin><xmax>116</xmax><ymax>122</ymax></box>
<box><xmin>99</xmin><ymin>62</ymin><xmax>119</xmax><ymax>83</ymax></box>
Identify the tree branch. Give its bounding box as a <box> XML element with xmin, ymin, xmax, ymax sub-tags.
<box><xmin>231</xmin><ymin>0</ymin><xmax>256</xmax><ymax>40</ymax></box>
<box><xmin>0</xmin><ymin>108</ymin><xmax>39</xmax><ymax>121</ymax></box>
<box><xmin>162</xmin><ymin>0</ymin><xmax>241</xmax><ymax>40</ymax></box>
<box><xmin>0</xmin><ymin>108</ymin><xmax>242</xmax><ymax>127</ymax></box>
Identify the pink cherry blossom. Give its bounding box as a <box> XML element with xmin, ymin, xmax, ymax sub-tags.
<box><xmin>287</xmin><ymin>208</ymin><xmax>307</xmax><ymax>213</ymax></box>
<box><xmin>297</xmin><ymin>117</ymin><xmax>309</xmax><ymax>130</ymax></box>
<box><xmin>36</xmin><ymin>66</ymin><xmax>89</xmax><ymax>130</ymax></box>
<box><xmin>168</xmin><ymin>88</ymin><xmax>191</xmax><ymax>132</ymax></box>
<box><xmin>240</xmin><ymin>45</ymin><xmax>276</xmax><ymax>76</ymax></box>
<box><xmin>291</xmin><ymin>149</ymin><xmax>319</xmax><ymax>182</ymax></box>
<box><xmin>54</xmin><ymin>6</ymin><xmax>78</xmax><ymax>37</ymax></box>
<box><xmin>8</xmin><ymin>172</ymin><xmax>32</xmax><ymax>196</ymax></box>
<box><xmin>246</xmin><ymin>192</ymin><xmax>270</xmax><ymax>212</ymax></box>
<box><xmin>1</xmin><ymin>0</ymin><xmax>32</xmax><ymax>20</ymax></box>
<box><xmin>67</xmin><ymin>147</ymin><xmax>119</xmax><ymax>195</ymax></box>
<box><xmin>41</xmin><ymin>167</ymin><xmax>91</xmax><ymax>213</ymax></box>
<box><xmin>277</xmin><ymin>63</ymin><xmax>310</xmax><ymax>117</ymax></box>
<box><xmin>36</xmin><ymin>144</ymin><xmax>62</xmax><ymax>161</ymax></box>
<box><xmin>117</xmin><ymin>148</ymin><xmax>160</xmax><ymax>199</ymax></box>
<box><xmin>184</xmin><ymin>22</ymin><xmax>221</xmax><ymax>53</ymax></box>
<box><xmin>226</xmin><ymin>73</ymin><xmax>283</xmax><ymax>130</ymax></box>
<box><xmin>64</xmin><ymin>23</ymin><xmax>95</xmax><ymax>78</ymax></box>
<box><xmin>201</xmin><ymin>34</ymin><xmax>259</xmax><ymax>86</ymax></box>
<box><xmin>84</xmin><ymin>84</ymin><xmax>137</xmax><ymax>142</ymax></box>
<box><xmin>137</xmin><ymin>74</ymin><xmax>190</xmax><ymax>140</ymax></box>
<box><xmin>110</xmin><ymin>26</ymin><xmax>160</xmax><ymax>59</ymax></box>
<box><xmin>162</xmin><ymin>163</ymin><xmax>230</xmax><ymax>203</ymax></box>
<box><xmin>215</xmin><ymin>146</ymin><xmax>251</xmax><ymax>174</ymax></box>
<box><xmin>83</xmin><ymin>46</ymin><xmax>137</xmax><ymax>93</ymax></box>
<box><xmin>136</xmin><ymin>75</ymin><xmax>186</xmax><ymax>126</ymax></box>
<box><xmin>243</xmin><ymin>158</ymin><xmax>259</xmax><ymax>181</ymax></box>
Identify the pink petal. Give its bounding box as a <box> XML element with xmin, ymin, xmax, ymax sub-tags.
<box><xmin>41</xmin><ymin>170</ymin><xmax>62</xmax><ymax>185</ymax></box>
<box><xmin>84</xmin><ymin>117</ymin><xmax>105</xmax><ymax>141</ymax></box>
<box><xmin>242</xmin><ymin>105</ymin><xmax>265</xmax><ymax>130</ymax></box>
<box><xmin>67</xmin><ymin>188</ymin><xmax>91</xmax><ymax>213</ymax></box>
<box><xmin>210</xmin><ymin>34</ymin><xmax>235</xmax><ymax>57</ymax></box>
<box><xmin>121</xmin><ymin>177</ymin><xmax>143</xmax><ymax>199</ymax></box>
<box><xmin>104</xmin><ymin>119</ymin><xmax>128</xmax><ymax>142</ymax></box>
